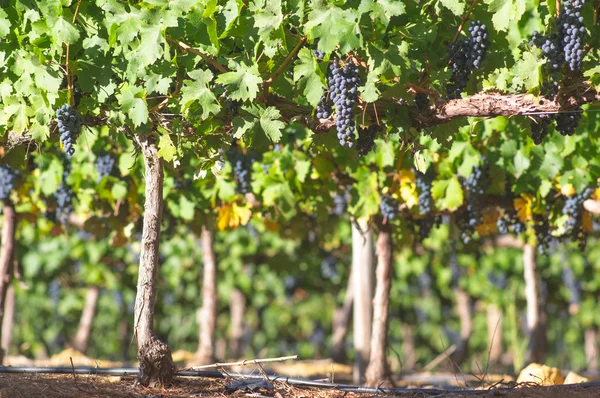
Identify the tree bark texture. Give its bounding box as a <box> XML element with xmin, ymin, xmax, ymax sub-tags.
<box><xmin>1</xmin><ymin>284</ymin><xmax>14</xmax><ymax>357</ymax></box>
<box><xmin>133</xmin><ymin>134</ymin><xmax>174</xmax><ymax>386</ymax></box>
<box><xmin>72</xmin><ymin>286</ymin><xmax>100</xmax><ymax>353</ymax></box>
<box><xmin>450</xmin><ymin>288</ymin><xmax>473</xmax><ymax>368</ymax></box>
<box><xmin>352</xmin><ymin>218</ymin><xmax>374</xmax><ymax>384</ymax></box>
<box><xmin>401</xmin><ymin>323</ymin><xmax>417</xmax><ymax>371</ymax></box>
<box><xmin>0</xmin><ymin>203</ymin><xmax>16</xmax><ymax>364</ymax></box>
<box><xmin>196</xmin><ymin>225</ymin><xmax>218</xmax><ymax>365</ymax></box>
<box><xmin>523</xmin><ymin>244</ymin><xmax>545</xmax><ymax>365</ymax></box>
<box><xmin>365</xmin><ymin>222</ymin><xmax>393</xmax><ymax>387</ymax></box>
<box><xmin>331</xmin><ymin>276</ymin><xmax>353</xmax><ymax>363</ymax></box>
<box><xmin>229</xmin><ymin>288</ymin><xmax>246</xmax><ymax>359</ymax></box>
<box><xmin>486</xmin><ymin>304</ymin><xmax>503</xmax><ymax>368</ymax></box>
<box><xmin>585</xmin><ymin>327</ymin><xmax>598</xmax><ymax>372</ymax></box>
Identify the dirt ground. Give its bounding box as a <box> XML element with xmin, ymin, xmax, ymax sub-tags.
<box><xmin>1</xmin><ymin>373</ymin><xmax>600</xmax><ymax>398</ymax></box>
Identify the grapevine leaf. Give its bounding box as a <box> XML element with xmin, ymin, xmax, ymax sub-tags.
<box><xmin>116</xmin><ymin>84</ymin><xmax>149</xmax><ymax>127</ymax></box>
<box><xmin>157</xmin><ymin>134</ymin><xmax>177</xmax><ymax>162</ymax></box>
<box><xmin>432</xmin><ymin>177</ymin><xmax>463</xmax><ymax>210</ymax></box>
<box><xmin>538</xmin><ymin>143</ymin><xmax>563</xmax><ymax>178</ymax></box>
<box><xmin>217</xmin><ymin>203</ymin><xmax>252</xmax><ymax>230</ymax></box>
<box><xmin>234</xmin><ymin>106</ymin><xmax>284</xmax><ymax>143</ymax></box>
<box><xmin>181</xmin><ymin>69</ymin><xmax>221</xmax><ymax>119</ymax></box>
<box><xmin>512</xmin><ymin>50</ymin><xmax>543</xmax><ymax>91</ymax></box>
<box><xmin>216</xmin><ymin>61</ymin><xmax>263</xmax><ymax>102</ymax></box>
<box><xmin>221</xmin><ymin>0</ymin><xmax>243</xmax><ymax>37</ymax></box>
<box><xmin>111</xmin><ymin>182</ymin><xmax>128</xmax><ymax>200</ymax></box>
<box><xmin>179</xmin><ymin>196</ymin><xmax>195</xmax><ymax>221</ymax></box>
<box><xmin>52</xmin><ymin>17</ymin><xmax>80</xmax><ymax>44</ymax></box>
<box><xmin>293</xmin><ymin>48</ymin><xmax>325</xmax><ymax>107</ymax></box>
<box><xmin>438</xmin><ymin>0</ymin><xmax>465</xmax><ymax>16</ymax></box>
<box><xmin>360</xmin><ymin>0</ymin><xmax>405</xmax><ymax>26</ymax></box>
<box><xmin>360</xmin><ymin>69</ymin><xmax>381</xmax><ymax>103</ymax></box>
<box><xmin>294</xmin><ymin>160</ymin><xmax>311</xmax><ymax>183</ymax></box>
<box><xmin>305</xmin><ymin>5</ymin><xmax>361</xmax><ymax>54</ymax></box>
<box><xmin>252</xmin><ymin>0</ymin><xmax>283</xmax><ymax>43</ymax></box>
<box><xmin>0</xmin><ymin>9</ymin><xmax>11</xmax><ymax>37</ymax></box>
<box><xmin>484</xmin><ymin>0</ymin><xmax>526</xmax><ymax>32</ymax></box>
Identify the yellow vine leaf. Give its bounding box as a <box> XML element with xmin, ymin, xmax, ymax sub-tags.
<box><xmin>397</xmin><ymin>169</ymin><xmax>418</xmax><ymax>209</ymax></box>
<box><xmin>475</xmin><ymin>208</ymin><xmax>500</xmax><ymax>237</ymax></box>
<box><xmin>561</xmin><ymin>183</ymin><xmax>576</xmax><ymax>197</ymax></box>
<box><xmin>217</xmin><ymin>203</ymin><xmax>252</xmax><ymax>231</ymax></box>
<box><xmin>514</xmin><ymin>194</ymin><xmax>533</xmax><ymax>222</ymax></box>
<box><xmin>593</xmin><ymin>188</ymin><xmax>600</xmax><ymax>200</ymax></box>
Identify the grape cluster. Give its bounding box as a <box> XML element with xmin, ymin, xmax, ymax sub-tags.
<box><xmin>332</xmin><ymin>188</ymin><xmax>350</xmax><ymax>216</ymax></box>
<box><xmin>233</xmin><ymin>154</ymin><xmax>252</xmax><ymax>194</ymax></box>
<box><xmin>533</xmin><ymin>216</ymin><xmax>553</xmax><ymax>254</ymax></box>
<box><xmin>487</xmin><ymin>271</ymin><xmax>507</xmax><ymax>289</ymax></box>
<box><xmin>379</xmin><ymin>194</ymin><xmax>398</xmax><ymax>220</ymax></box>
<box><xmin>0</xmin><ymin>166</ymin><xmax>18</xmax><ymax>201</ymax></box>
<box><xmin>555</xmin><ymin>110</ymin><xmax>583</xmax><ymax>136</ymax></box>
<box><xmin>562</xmin><ymin>266</ymin><xmax>581</xmax><ymax>307</ymax></box>
<box><xmin>446</xmin><ymin>21</ymin><xmax>490</xmax><ymax>99</ymax></box>
<box><xmin>316</xmin><ymin>94</ymin><xmax>333</xmax><ymax>119</ymax></box>
<box><xmin>416</xmin><ymin>216</ymin><xmax>441</xmax><ymax>242</ymax></box>
<box><xmin>55</xmin><ymin>160</ymin><xmax>73</xmax><ymax>226</ymax></box>
<box><xmin>284</xmin><ymin>276</ymin><xmax>296</xmax><ymax>301</ymax></box>
<box><xmin>415</xmin><ymin>168</ymin><xmax>434</xmax><ymax>215</ymax></box>
<box><xmin>356</xmin><ymin>125</ymin><xmax>379</xmax><ymax>157</ymax></box>
<box><xmin>496</xmin><ymin>208</ymin><xmax>526</xmax><ymax>235</ymax></box>
<box><xmin>559</xmin><ymin>0</ymin><xmax>587</xmax><ymax>72</ymax></box>
<box><xmin>313</xmin><ymin>49</ymin><xmax>325</xmax><ymax>60</ymax></box>
<box><xmin>562</xmin><ymin>187</ymin><xmax>594</xmax><ymax>235</ymax></box>
<box><xmin>320</xmin><ymin>255</ymin><xmax>338</xmax><ymax>280</ymax></box>
<box><xmin>95</xmin><ymin>153</ymin><xmax>115</xmax><ymax>182</ymax></box>
<box><xmin>327</xmin><ymin>59</ymin><xmax>360</xmax><ymax>147</ymax></box>
<box><xmin>459</xmin><ymin>160</ymin><xmax>488</xmax><ymax>243</ymax></box>
<box><xmin>529</xmin><ymin>115</ymin><xmax>552</xmax><ymax>145</ymax></box>
<box><xmin>414</xmin><ymin>93</ymin><xmax>429</xmax><ymax>111</ymax></box>
<box><xmin>56</xmin><ymin>105</ymin><xmax>82</xmax><ymax>158</ymax></box>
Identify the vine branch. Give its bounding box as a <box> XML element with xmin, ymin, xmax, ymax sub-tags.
<box><xmin>264</xmin><ymin>36</ymin><xmax>307</xmax><ymax>90</ymax></box>
<box><xmin>166</xmin><ymin>37</ymin><xmax>228</xmax><ymax>73</ymax></box>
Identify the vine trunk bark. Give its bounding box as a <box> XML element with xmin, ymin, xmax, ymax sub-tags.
<box><xmin>401</xmin><ymin>323</ymin><xmax>417</xmax><ymax>371</ymax></box>
<box><xmin>72</xmin><ymin>286</ymin><xmax>100</xmax><ymax>353</ymax></box>
<box><xmin>450</xmin><ymin>288</ymin><xmax>472</xmax><ymax>368</ymax></box>
<box><xmin>352</xmin><ymin>218</ymin><xmax>374</xmax><ymax>384</ymax></box>
<box><xmin>133</xmin><ymin>134</ymin><xmax>174</xmax><ymax>386</ymax></box>
<box><xmin>0</xmin><ymin>203</ymin><xmax>16</xmax><ymax>364</ymax></box>
<box><xmin>229</xmin><ymin>288</ymin><xmax>245</xmax><ymax>359</ymax></box>
<box><xmin>486</xmin><ymin>303</ymin><xmax>503</xmax><ymax>368</ymax></box>
<box><xmin>585</xmin><ymin>327</ymin><xmax>598</xmax><ymax>372</ymax></box>
<box><xmin>196</xmin><ymin>225</ymin><xmax>218</xmax><ymax>365</ymax></box>
<box><xmin>365</xmin><ymin>222</ymin><xmax>393</xmax><ymax>387</ymax></box>
<box><xmin>1</xmin><ymin>284</ymin><xmax>14</xmax><ymax>357</ymax></box>
<box><xmin>523</xmin><ymin>244</ymin><xmax>546</xmax><ymax>365</ymax></box>
<box><xmin>331</xmin><ymin>275</ymin><xmax>353</xmax><ymax>363</ymax></box>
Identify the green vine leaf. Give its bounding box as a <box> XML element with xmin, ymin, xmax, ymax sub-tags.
<box><xmin>293</xmin><ymin>48</ymin><xmax>325</xmax><ymax>107</ymax></box>
<box><xmin>116</xmin><ymin>84</ymin><xmax>149</xmax><ymax>127</ymax></box>
<box><xmin>216</xmin><ymin>61</ymin><xmax>263</xmax><ymax>102</ymax></box>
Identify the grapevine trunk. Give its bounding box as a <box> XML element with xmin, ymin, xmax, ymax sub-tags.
<box><xmin>351</xmin><ymin>218</ymin><xmax>374</xmax><ymax>383</ymax></box>
<box><xmin>0</xmin><ymin>202</ymin><xmax>16</xmax><ymax>364</ymax></box>
<box><xmin>365</xmin><ymin>221</ymin><xmax>393</xmax><ymax>387</ymax></box>
<box><xmin>133</xmin><ymin>134</ymin><xmax>174</xmax><ymax>386</ymax></box>
<box><xmin>72</xmin><ymin>286</ymin><xmax>100</xmax><ymax>353</ymax></box>
<box><xmin>196</xmin><ymin>224</ymin><xmax>218</xmax><ymax>365</ymax></box>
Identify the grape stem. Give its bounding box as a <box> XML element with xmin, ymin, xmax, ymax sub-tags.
<box><xmin>452</xmin><ymin>0</ymin><xmax>479</xmax><ymax>44</ymax></box>
<box><xmin>166</xmin><ymin>37</ymin><xmax>228</xmax><ymax>73</ymax></box>
<box><xmin>263</xmin><ymin>36</ymin><xmax>307</xmax><ymax>93</ymax></box>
